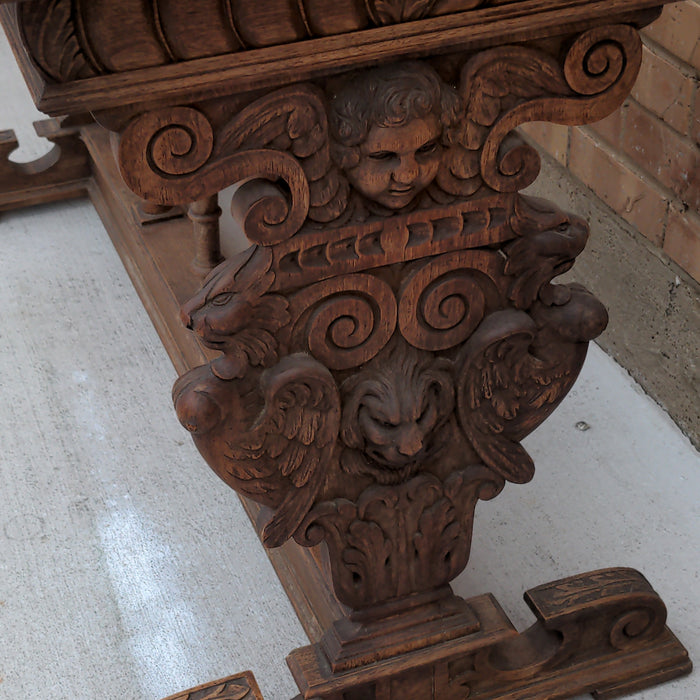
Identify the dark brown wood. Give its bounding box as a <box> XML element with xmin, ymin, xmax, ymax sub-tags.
<box><xmin>189</xmin><ymin>194</ymin><xmax>223</xmax><ymax>274</ymax></box>
<box><xmin>287</xmin><ymin>569</ymin><xmax>691</xmax><ymax>699</ymax></box>
<box><xmin>0</xmin><ymin>116</ymin><xmax>91</xmax><ymax>210</ymax></box>
<box><xmin>0</xmin><ymin>2</ymin><xmax>692</xmax><ymax>699</ymax></box>
<box><xmin>0</xmin><ymin>0</ymin><xmax>662</xmax><ymax>115</ymax></box>
<box><xmin>82</xmin><ymin>120</ymin><xmax>347</xmax><ymax>641</ymax></box>
<box><xmin>162</xmin><ymin>671</ymin><xmax>263</xmax><ymax>700</ymax></box>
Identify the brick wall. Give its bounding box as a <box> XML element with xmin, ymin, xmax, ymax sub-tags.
<box><xmin>521</xmin><ymin>1</ymin><xmax>700</xmax><ymax>282</ymax></box>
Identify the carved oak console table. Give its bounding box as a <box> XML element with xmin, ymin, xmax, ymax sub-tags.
<box><xmin>1</xmin><ymin>1</ymin><xmax>693</xmax><ymax>698</ymax></box>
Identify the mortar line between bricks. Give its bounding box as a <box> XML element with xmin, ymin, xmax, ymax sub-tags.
<box><xmin>640</xmin><ymin>33</ymin><xmax>700</xmax><ymax>78</ymax></box>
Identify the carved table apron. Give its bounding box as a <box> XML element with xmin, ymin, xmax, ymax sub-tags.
<box><xmin>0</xmin><ymin>1</ymin><xmax>692</xmax><ymax>698</ymax></box>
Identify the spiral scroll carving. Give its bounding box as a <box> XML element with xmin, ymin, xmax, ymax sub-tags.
<box><xmin>286</xmin><ymin>274</ymin><xmax>397</xmax><ymax>370</ymax></box>
<box><xmin>609</xmin><ymin>605</ymin><xmax>666</xmax><ymax>651</ymax></box>
<box><xmin>144</xmin><ymin>107</ymin><xmax>214</xmax><ymax>177</ymax></box>
<box><xmin>472</xmin><ymin>24</ymin><xmax>641</xmax><ymax>193</ymax></box>
<box><xmin>398</xmin><ymin>251</ymin><xmax>500</xmax><ymax>351</ymax></box>
<box><xmin>119</xmin><ymin>107</ymin><xmax>311</xmax><ymax>243</ymax></box>
<box><xmin>564</xmin><ymin>25</ymin><xmax>640</xmax><ymax>96</ymax></box>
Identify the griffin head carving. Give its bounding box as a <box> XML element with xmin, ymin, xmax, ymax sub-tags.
<box><xmin>180</xmin><ymin>245</ymin><xmax>291</xmax><ymax>380</ymax></box>
<box><xmin>504</xmin><ymin>195</ymin><xmax>590</xmax><ymax>308</ymax></box>
<box><xmin>340</xmin><ymin>338</ymin><xmax>454</xmax><ymax>484</ymax></box>
<box><xmin>173</xmin><ymin>353</ymin><xmax>341</xmax><ymax>548</ymax></box>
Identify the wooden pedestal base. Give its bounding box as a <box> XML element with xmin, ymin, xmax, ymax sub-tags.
<box><xmin>163</xmin><ymin>569</ymin><xmax>691</xmax><ymax>700</ymax></box>
<box><xmin>1</xmin><ymin>120</ymin><xmax>691</xmax><ymax>700</ymax></box>
<box><xmin>287</xmin><ymin>568</ymin><xmax>691</xmax><ymax>699</ymax></box>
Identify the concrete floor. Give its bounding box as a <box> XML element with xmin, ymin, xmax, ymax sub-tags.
<box><xmin>1</xmin><ymin>32</ymin><xmax>698</xmax><ymax>700</ymax></box>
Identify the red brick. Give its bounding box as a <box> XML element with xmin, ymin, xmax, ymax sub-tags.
<box><xmin>622</xmin><ymin>101</ymin><xmax>700</xmax><ymax>211</ymax></box>
<box><xmin>519</xmin><ymin>122</ymin><xmax>569</xmax><ymax>165</ymax></box>
<box><xmin>589</xmin><ymin>103</ymin><xmax>625</xmax><ymax>148</ymax></box>
<box><xmin>643</xmin><ymin>1</ymin><xmax>700</xmax><ymax>71</ymax></box>
<box><xmin>569</xmin><ymin>129</ymin><xmax>669</xmax><ymax>246</ymax></box>
<box><xmin>632</xmin><ymin>44</ymin><xmax>695</xmax><ymax>135</ymax></box>
<box><xmin>663</xmin><ymin>207</ymin><xmax>700</xmax><ymax>281</ymax></box>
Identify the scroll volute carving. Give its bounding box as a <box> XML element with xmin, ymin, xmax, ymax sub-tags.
<box><xmin>170</xmin><ymin>32</ymin><xmax>623</xmax><ymax>613</ymax></box>
<box><xmin>115</xmin><ymin>23</ymin><xmax>642</xmax><ymax>236</ymax></box>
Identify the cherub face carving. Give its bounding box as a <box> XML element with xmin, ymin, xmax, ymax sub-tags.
<box><xmin>341</xmin><ymin>340</ymin><xmax>454</xmax><ymax>480</ymax></box>
<box><xmin>329</xmin><ymin>61</ymin><xmax>461</xmax><ymax>211</ymax></box>
<box><xmin>346</xmin><ymin>115</ymin><xmax>442</xmax><ymax>209</ymax></box>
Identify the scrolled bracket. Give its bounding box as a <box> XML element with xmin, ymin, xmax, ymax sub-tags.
<box><xmin>116</xmin><ymin>84</ymin><xmax>350</xmax><ymax>244</ymax></box>
<box><xmin>473</xmin><ymin>24</ymin><xmax>642</xmax><ymax>192</ymax></box>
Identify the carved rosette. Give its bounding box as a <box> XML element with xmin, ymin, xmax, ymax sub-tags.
<box><xmin>162</xmin><ymin>29</ymin><xmax>631</xmax><ymax>612</ymax></box>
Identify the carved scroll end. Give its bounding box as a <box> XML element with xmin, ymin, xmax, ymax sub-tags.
<box><xmin>162</xmin><ymin>670</ymin><xmax>263</xmax><ymax>700</ymax></box>
<box><xmin>118</xmin><ymin>108</ymin><xmax>311</xmax><ymax>243</ymax></box>
<box><xmin>464</xmin><ymin>25</ymin><xmax>642</xmax><ymax>193</ymax></box>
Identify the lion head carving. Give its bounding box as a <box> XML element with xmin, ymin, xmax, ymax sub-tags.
<box><xmin>340</xmin><ymin>338</ymin><xmax>454</xmax><ymax>483</ymax></box>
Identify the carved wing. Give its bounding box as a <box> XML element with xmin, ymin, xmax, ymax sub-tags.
<box><xmin>443</xmin><ymin>26</ymin><xmax>642</xmax><ymax>194</ymax></box>
<box><xmin>119</xmin><ymin>85</ymin><xmax>349</xmax><ymax>242</ymax></box>
<box><xmin>455</xmin><ymin>310</ymin><xmax>540</xmax><ymax>483</ymax></box>
<box><xmin>457</xmin><ymin>286</ymin><xmax>606</xmax><ymax>483</ymax></box>
<box><xmin>221</xmin><ymin>85</ymin><xmax>350</xmax><ymax>225</ymax></box>
<box><xmin>439</xmin><ymin>46</ymin><xmax>571</xmax><ymax>196</ymax></box>
<box><xmin>228</xmin><ymin>354</ymin><xmax>341</xmax><ymax>547</ymax></box>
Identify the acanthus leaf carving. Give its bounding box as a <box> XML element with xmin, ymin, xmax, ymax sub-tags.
<box><xmin>296</xmin><ymin>467</ymin><xmax>504</xmax><ymax>608</ymax></box>
<box><xmin>18</xmin><ymin>0</ymin><xmax>101</xmax><ymax>82</ymax></box>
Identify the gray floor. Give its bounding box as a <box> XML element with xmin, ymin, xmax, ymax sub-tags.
<box><xmin>1</xmin><ymin>33</ymin><xmax>698</xmax><ymax>700</ymax></box>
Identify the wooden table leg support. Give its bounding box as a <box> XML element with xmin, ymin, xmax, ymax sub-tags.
<box><xmin>1</xmin><ymin>3</ymin><xmax>692</xmax><ymax>700</ymax></box>
<box><xmin>287</xmin><ymin>569</ymin><xmax>691</xmax><ymax>699</ymax></box>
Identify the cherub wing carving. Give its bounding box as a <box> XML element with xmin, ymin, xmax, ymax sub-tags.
<box><xmin>220</xmin><ymin>84</ymin><xmax>350</xmax><ymax>226</ymax></box>
<box><xmin>439</xmin><ymin>46</ymin><xmax>572</xmax><ymax>197</ymax></box>
<box><xmin>119</xmin><ymin>85</ymin><xmax>349</xmax><ymax>241</ymax></box>
<box><xmin>441</xmin><ymin>26</ymin><xmax>641</xmax><ymax>195</ymax></box>
<box><xmin>455</xmin><ymin>288</ymin><xmax>607</xmax><ymax>483</ymax></box>
<box><xmin>173</xmin><ymin>353</ymin><xmax>341</xmax><ymax>548</ymax></box>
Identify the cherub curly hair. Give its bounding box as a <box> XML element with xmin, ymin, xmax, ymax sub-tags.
<box><xmin>328</xmin><ymin>61</ymin><xmax>462</xmax><ymax>171</ymax></box>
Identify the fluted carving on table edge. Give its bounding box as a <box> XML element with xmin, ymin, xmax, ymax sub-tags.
<box><xmin>15</xmin><ymin>0</ymin><xmax>564</xmax><ymax>81</ymax></box>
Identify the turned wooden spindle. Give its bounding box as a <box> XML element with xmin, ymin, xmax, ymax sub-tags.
<box><xmin>188</xmin><ymin>194</ymin><xmax>223</xmax><ymax>274</ymax></box>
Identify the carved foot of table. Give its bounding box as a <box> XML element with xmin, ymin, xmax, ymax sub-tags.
<box><xmin>287</xmin><ymin>568</ymin><xmax>690</xmax><ymax>699</ymax></box>
<box><xmin>0</xmin><ymin>2</ymin><xmax>692</xmax><ymax>699</ymax></box>
<box><xmin>162</xmin><ymin>671</ymin><xmax>263</xmax><ymax>700</ymax></box>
